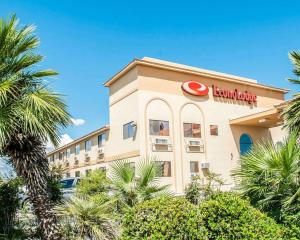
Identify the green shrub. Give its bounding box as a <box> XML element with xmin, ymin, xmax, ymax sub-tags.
<box><xmin>76</xmin><ymin>169</ymin><xmax>110</xmax><ymax>196</ymax></box>
<box><xmin>198</xmin><ymin>192</ymin><xmax>285</xmax><ymax>239</ymax></box>
<box><xmin>185</xmin><ymin>172</ymin><xmax>224</xmax><ymax>204</ymax></box>
<box><xmin>121</xmin><ymin>197</ymin><xmax>208</xmax><ymax>240</ymax></box>
<box><xmin>0</xmin><ymin>178</ymin><xmax>21</xmax><ymax>236</ymax></box>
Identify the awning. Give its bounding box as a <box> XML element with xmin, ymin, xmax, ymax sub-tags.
<box><xmin>229</xmin><ymin>108</ymin><xmax>283</xmax><ymax>128</ymax></box>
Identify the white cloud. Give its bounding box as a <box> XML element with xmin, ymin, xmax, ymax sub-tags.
<box><xmin>71</xmin><ymin>118</ymin><xmax>85</xmax><ymax>126</ymax></box>
<box><xmin>59</xmin><ymin>134</ymin><xmax>74</xmax><ymax>146</ymax></box>
<box><xmin>45</xmin><ymin>134</ymin><xmax>74</xmax><ymax>153</ymax></box>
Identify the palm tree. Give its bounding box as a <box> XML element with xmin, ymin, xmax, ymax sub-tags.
<box><xmin>109</xmin><ymin>157</ymin><xmax>170</xmax><ymax>208</ymax></box>
<box><xmin>232</xmin><ymin>133</ymin><xmax>300</xmax><ymax>222</ymax></box>
<box><xmin>0</xmin><ymin>15</ymin><xmax>70</xmax><ymax>239</ymax></box>
<box><xmin>283</xmin><ymin>51</ymin><xmax>300</xmax><ymax>135</ymax></box>
<box><xmin>56</xmin><ymin>197</ymin><xmax>119</xmax><ymax>239</ymax></box>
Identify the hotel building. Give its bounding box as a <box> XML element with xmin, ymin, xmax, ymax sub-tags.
<box><xmin>47</xmin><ymin>57</ymin><xmax>288</xmax><ymax>194</ymax></box>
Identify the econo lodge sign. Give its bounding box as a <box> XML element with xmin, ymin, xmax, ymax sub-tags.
<box><xmin>182</xmin><ymin>81</ymin><xmax>257</xmax><ymax>104</ymax></box>
<box><xmin>181</xmin><ymin>81</ymin><xmax>209</xmax><ymax>96</ymax></box>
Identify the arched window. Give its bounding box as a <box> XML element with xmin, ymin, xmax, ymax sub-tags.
<box><xmin>240</xmin><ymin>133</ymin><xmax>253</xmax><ymax>155</ymax></box>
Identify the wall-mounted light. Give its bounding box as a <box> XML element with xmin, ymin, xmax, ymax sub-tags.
<box><xmin>258</xmin><ymin>118</ymin><xmax>266</xmax><ymax>123</ymax></box>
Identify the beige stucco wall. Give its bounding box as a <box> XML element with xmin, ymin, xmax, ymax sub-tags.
<box><xmin>49</xmin><ymin>59</ymin><xmax>287</xmax><ymax>194</ymax></box>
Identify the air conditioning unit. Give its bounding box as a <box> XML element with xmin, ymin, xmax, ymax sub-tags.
<box><xmin>98</xmin><ymin>153</ymin><xmax>104</xmax><ymax>160</ymax></box>
<box><xmin>190</xmin><ymin>172</ymin><xmax>199</xmax><ymax>177</ymax></box>
<box><xmin>201</xmin><ymin>162</ymin><xmax>210</xmax><ymax>169</ymax></box>
<box><xmin>188</xmin><ymin>140</ymin><xmax>201</xmax><ymax>146</ymax></box>
<box><xmin>98</xmin><ymin>149</ymin><xmax>103</xmax><ymax>154</ymax></box>
<box><xmin>154</xmin><ymin>138</ymin><xmax>169</xmax><ymax>145</ymax></box>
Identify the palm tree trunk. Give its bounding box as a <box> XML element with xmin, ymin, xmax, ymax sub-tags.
<box><xmin>5</xmin><ymin>134</ymin><xmax>63</xmax><ymax>240</ymax></box>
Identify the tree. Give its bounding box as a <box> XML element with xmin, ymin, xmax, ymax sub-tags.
<box><xmin>0</xmin><ymin>15</ymin><xmax>70</xmax><ymax>239</ymax></box>
<box><xmin>56</xmin><ymin>197</ymin><xmax>119</xmax><ymax>240</ymax></box>
<box><xmin>232</xmin><ymin>133</ymin><xmax>300</xmax><ymax>222</ymax></box>
<box><xmin>283</xmin><ymin>51</ymin><xmax>300</xmax><ymax>135</ymax></box>
<box><xmin>109</xmin><ymin>158</ymin><xmax>170</xmax><ymax>208</ymax></box>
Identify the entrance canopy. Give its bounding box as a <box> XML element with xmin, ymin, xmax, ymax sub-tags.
<box><xmin>229</xmin><ymin>107</ymin><xmax>283</xmax><ymax>128</ymax></box>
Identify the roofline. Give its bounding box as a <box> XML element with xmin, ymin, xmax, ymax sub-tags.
<box><xmin>229</xmin><ymin>108</ymin><xmax>279</xmax><ymax>124</ymax></box>
<box><xmin>47</xmin><ymin>125</ymin><xmax>110</xmax><ymax>156</ymax></box>
<box><xmin>103</xmin><ymin>58</ymin><xmax>289</xmax><ymax>93</ymax></box>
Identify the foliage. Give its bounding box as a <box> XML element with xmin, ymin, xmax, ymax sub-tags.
<box><xmin>47</xmin><ymin>177</ymin><xmax>63</xmax><ymax>204</ymax></box>
<box><xmin>47</xmin><ymin>164</ymin><xmax>64</xmax><ymax>203</ymax></box>
<box><xmin>77</xmin><ymin>169</ymin><xmax>110</xmax><ymax>196</ymax></box>
<box><xmin>0</xmin><ymin>177</ymin><xmax>21</xmax><ymax>236</ymax></box>
<box><xmin>185</xmin><ymin>172</ymin><xmax>224</xmax><ymax>204</ymax></box>
<box><xmin>283</xmin><ymin>51</ymin><xmax>300</xmax><ymax>135</ymax></box>
<box><xmin>121</xmin><ymin>197</ymin><xmax>208</xmax><ymax>240</ymax></box>
<box><xmin>198</xmin><ymin>192</ymin><xmax>285</xmax><ymax>239</ymax></box>
<box><xmin>232</xmin><ymin>133</ymin><xmax>300</xmax><ymax>223</ymax></box>
<box><xmin>56</xmin><ymin>196</ymin><xmax>119</xmax><ymax>240</ymax></box>
<box><xmin>109</xmin><ymin>157</ymin><xmax>170</xmax><ymax>208</ymax></box>
<box><xmin>0</xmin><ymin>14</ymin><xmax>71</xmax><ymax>238</ymax></box>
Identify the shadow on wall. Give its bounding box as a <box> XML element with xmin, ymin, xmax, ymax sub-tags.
<box><xmin>182</xmin><ymin>91</ymin><xmax>209</xmax><ymax>102</ymax></box>
<box><xmin>230</xmin><ymin>125</ymin><xmax>272</xmax><ymax>154</ymax></box>
<box><xmin>213</xmin><ymin>96</ymin><xmax>257</xmax><ymax>108</ymax></box>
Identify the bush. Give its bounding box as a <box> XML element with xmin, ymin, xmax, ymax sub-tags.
<box><xmin>198</xmin><ymin>192</ymin><xmax>285</xmax><ymax>239</ymax></box>
<box><xmin>0</xmin><ymin>177</ymin><xmax>22</xmax><ymax>236</ymax></box>
<box><xmin>121</xmin><ymin>197</ymin><xmax>208</xmax><ymax>240</ymax></box>
<box><xmin>185</xmin><ymin>172</ymin><xmax>224</xmax><ymax>204</ymax></box>
<box><xmin>76</xmin><ymin>169</ymin><xmax>110</xmax><ymax>196</ymax></box>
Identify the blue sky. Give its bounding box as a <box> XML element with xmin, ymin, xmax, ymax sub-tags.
<box><xmin>1</xmin><ymin>0</ymin><xmax>300</xmax><ymax>144</ymax></box>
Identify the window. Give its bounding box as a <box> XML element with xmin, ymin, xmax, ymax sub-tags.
<box><xmin>190</xmin><ymin>161</ymin><xmax>199</xmax><ymax>173</ymax></box>
<box><xmin>184</xmin><ymin>123</ymin><xmax>201</xmax><ymax>138</ymax></box>
<box><xmin>49</xmin><ymin>155</ymin><xmax>54</xmax><ymax>162</ymax></box>
<box><xmin>85</xmin><ymin>169</ymin><xmax>91</xmax><ymax>176</ymax></box>
<box><xmin>59</xmin><ymin>152</ymin><xmax>63</xmax><ymax>160</ymax></box>
<box><xmin>66</xmin><ymin>148</ymin><xmax>71</xmax><ymax>158</ymax></box>
<box><xmin>156</xmin><ymin>161</ymin><xmax>171</xmax><ymax>177</ymax></box>
<box><xmin>75</xmin><ymin>171</ymin><xmax>80</xmax><ymax>177</ymax></box>
<box><xmin>149</xmin><ymin>120</ymin><xmax>169</xmax><ymax>136</ymax></box>
<box><xmin>66</xmin><ymin>172</ymin><xmax>70</xmax><ymax>178</ymax></box>
<box><xmin>210</xmin><ymin>125</ymin><xmax>218</xmax><ymax>136</ymax></box>
<box><xmin>123</xmin><ymin>122</ymin><xmax>134</xmax><ymax>139</ymax></box>
<box><xmin>75</xmin><ymin>144</ymin><xmax>80</xmax><ymax>155</ymax></box>
<box><xmin>98</xmin><ymin>133</ymin><xmax>105</xmax><ymax>147</ymax></box>
<box><xmin>240</xmin><ymin>133</ymin><xmax>253</xmax><ymax>155</ymax></box>
<box><xmin>85</xmin><ymin>140</ymin><xmax>92</xmax><ymax>152</ymax></box>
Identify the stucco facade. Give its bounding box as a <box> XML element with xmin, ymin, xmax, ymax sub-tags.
<box><xmin>48</xmin><ymin>57</ymin><xmax>288</xmax><ymax>194</ymax></box>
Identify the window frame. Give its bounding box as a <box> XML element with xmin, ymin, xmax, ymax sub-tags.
<box><xmin>190</xmin><ymin>161</ymin><xmax>199</xmax><ymax>173</ymax></box>
<box><xmin>75</xmin><ymin>144</ymin><xmax>80</xmax><ymax>155</ymax></box>
<box><xmin>123</xmin><ymin>121</ymin><xmax>134</xmax><ymax>139</ymax></box>
<box><xmin>183</xmin><ymin>123</ymin><xmax>201</xmax><ymax>138</ymax></box>
<box><xmin>85</xmin><ymin>139</ymin><xmax>92</xmax><ymax>152</ymax></box>
<box><xmin>98</xmin><ymin>133</ymin><xmax>105</xmax><ymax>147</ymax></box>
<box><xmin>149</xmin><ymin>119</ymin><xmax>170</xmax><ymax>136</ymax></box>
<box><xmin>210</xmin><ymin>125</ymin><xmax>219</xmax><ymax>136</ymax></box>
<box><xmin>156</xmin><ymin>161</ymin><xmax>171</xmax><ymax>177</ymax></box>
<box><xmin>66</xmin><ymin>148</ymin><xmax>71</xmax><ymax>158</ymax></box>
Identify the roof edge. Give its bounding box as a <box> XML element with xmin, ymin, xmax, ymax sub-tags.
<box><xmin>103</xmin><ymin>57</ymin><xmax>289</xmax><ymax>93</ymax></box>
<box><xmin>47</xmin><ymin>125</ymin><xmax>109</xmax><ymax>156</ymax></box>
